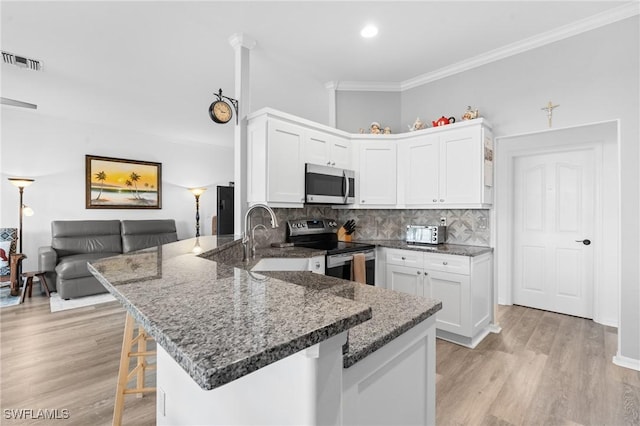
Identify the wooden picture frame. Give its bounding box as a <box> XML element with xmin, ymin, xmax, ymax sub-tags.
<box><xmin>86</xmin><ymin>155</ymin><xmax>162</xmax><ymax>209</ymax></box>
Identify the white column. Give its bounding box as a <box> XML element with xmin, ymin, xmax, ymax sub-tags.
<box><xmin>325</xmin><ymin>81</ymin><xmax>338</xmax><ymax>128</ymax></box>
<box><xmin>229</xmin><ymin>33</ymin><xmax>256</xmax><ymax>236</ymax></box>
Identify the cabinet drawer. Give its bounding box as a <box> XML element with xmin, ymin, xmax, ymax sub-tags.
<box><xmin>385</xmin><ymin>248</ymin><xmax>422</xmax><ymax>267</ymax></box>
<box><xmin>424</xmin><ymin>253</ymin><xmax>470</xmax><ymax>275</ymax></box>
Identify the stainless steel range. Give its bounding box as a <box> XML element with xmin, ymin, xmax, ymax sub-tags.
<box><xmin>286</xmin><ymin>218</ymin><xmax>376</xmax><ymax>285</ymax></box>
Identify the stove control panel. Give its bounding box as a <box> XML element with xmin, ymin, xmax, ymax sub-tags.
<box><xmin>287</xmin><ymin>218</ymin><xmax>338</xmax><ymax>236</ymax></box>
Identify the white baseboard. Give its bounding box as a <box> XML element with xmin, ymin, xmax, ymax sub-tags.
<box><xmin>613</xmin><ymin>353</ymin><xmax>640</xmax><ymax>371</ymax></box>
<box><xmin>594</xmin><ymin>317</ymin><xmax>618</xmax><ymax>328</ymax></box>
<box><xmin>488</xmin><ymin>323</ymin><xmax>502</xmax><ymax>334</ymax></box>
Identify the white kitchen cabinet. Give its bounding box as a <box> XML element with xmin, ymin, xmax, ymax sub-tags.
<box><xmin>305</xmin><ymin>129</ymin><xmax>351</xmax><ymax>170</ymax></box>
<box><xmin>247</xmin><ymin>117</ymin><xmax>306</xmax><ymax>206</ymax></box>
<box><xmin>247</xmin><ymin>108</ymin><xmax>493</xmax><ymax>210</ymax></box>
<box><xmin>397</xmin><ymin>121</ymin><xmax>493</xmax><ymax>208</ymax></box>
<box><xmin>398</xmin><ymin>134</ymin><xmax>440</xmax><ymax>205</ymax></box>
<box><xmin>386</xmin><ymin>264</ymin><xmax>425</xmax><ymax>297</ymax></box>
<box><xmin>385</xmin><ymin>247</ymin><xmax>493</xmax><ymax>348</ymax></box>
<box><xmin>358</xmin><ymin>141</ymin><xmax>397</xmax><ymax>206</ymax></box>
<box><xmin>425</xmin><ymin>270</ymin><xmax>470</xmax><ymax>336</ymax></box>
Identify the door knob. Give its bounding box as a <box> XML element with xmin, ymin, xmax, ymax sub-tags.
<box><xmin>575</xmin><ymin>239</ymin><xmax>591</xmax><ymax>245</ymax></box>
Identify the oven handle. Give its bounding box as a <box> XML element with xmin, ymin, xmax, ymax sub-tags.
<box><xmin>326</xmin><ymin>250</ymin><xmax>375</xmax><ymax>268</ymax></box>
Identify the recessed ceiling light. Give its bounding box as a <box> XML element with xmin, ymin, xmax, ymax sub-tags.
<box><xmin>360</xmin><ymin>25</ymin><xmax>378</xmax><ymax>38</ymax></box>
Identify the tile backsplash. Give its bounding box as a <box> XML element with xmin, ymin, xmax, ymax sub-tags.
<box><xmin>335</xmin><ymin>209</ymin><xmax>491</xmax><ymax>246</ymax></box>
<box><xmin>249</xmin><ymin>207</ymin><xmax>491</xmax><ymax>247</ymax></box>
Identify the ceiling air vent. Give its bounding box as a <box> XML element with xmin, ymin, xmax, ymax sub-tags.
<box><xmin>2</xmin><ymin>51</ymin><xmax>43</xmax><ymax>71</ymax></box>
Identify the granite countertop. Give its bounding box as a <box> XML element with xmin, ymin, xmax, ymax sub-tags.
<box><xmin>90</xmin><ymin>236</ymin><xmax>443</xmax><ymax>390</ymax></box>
<box><xmin>262</xmin><ymin>272</ymin><xmax>441</xmax><ymax>368</ymax></box>
<box><xmin>356</xmin><ymin>239</ymin><xmax>493</xmax><ymax>257</ymax></box>
<box><xmin>89</xmin><ymin>236</ymin><xmax>372</xmax><ymax>391</ymax></box>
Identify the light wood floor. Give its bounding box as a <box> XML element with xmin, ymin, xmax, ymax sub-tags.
<box><xmin>1</xmin><ymin>295</ymin><xmax>639</xmax><ymax>425</ymax></box>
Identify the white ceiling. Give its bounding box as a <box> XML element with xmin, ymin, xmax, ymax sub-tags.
<box><xmin>1</xmin><ymin>1</ymin><xmax>636</xmax><ymax>148</ymax></box>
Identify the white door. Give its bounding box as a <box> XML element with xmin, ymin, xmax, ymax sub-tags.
<box><xmin>513</xmin><ymin>149</ymin><xmax>595</xmax><ymax>318</ymax></box>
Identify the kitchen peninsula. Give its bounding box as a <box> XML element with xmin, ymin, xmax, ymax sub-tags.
<box><xmin>89</xmin><ymin>236</ymin><xmax>441</xmax><ymax>426</ymax></box>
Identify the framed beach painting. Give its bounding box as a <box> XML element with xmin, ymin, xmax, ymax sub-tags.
<box><xmin>86</xmin><ymin>155</ymin><xmax>162</xmax><ymax>209</ymax></box>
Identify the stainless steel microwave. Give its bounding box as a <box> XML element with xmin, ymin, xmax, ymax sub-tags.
<box><xmin>305</xmin><ymin>163</ymin><xmax>355</xmax><ymax>205</ymax></box>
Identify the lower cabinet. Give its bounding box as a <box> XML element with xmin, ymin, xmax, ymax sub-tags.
<box><xmin>386</xmin><ymin>264</ymin><xmax>425</xmax><ymax>296</ymax></box>
<box><xmin>385</xmin><ymin>248</ymin><xmax>493</xmax><ymax>348</ymax></box>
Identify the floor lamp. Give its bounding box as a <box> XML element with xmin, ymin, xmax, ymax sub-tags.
<box><xmin>8</xmin><ymin>178</ymin><xmax>35</xmax><ymax>253</ymax></box>
<box><xmin>189</xmin><ymin>188</ymin><xmax>206</xmax><ymax>237</ymax></box>
<box><xmin>8</xmin><ymin>177</ymin><xmax>34</xmax><ymax>296</ymax></box>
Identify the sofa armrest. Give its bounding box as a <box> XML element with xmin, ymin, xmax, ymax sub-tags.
<box><xmin>38</xmin><ymin>246</ymin><xmax>58</xmax><ymax>272</ymax></box>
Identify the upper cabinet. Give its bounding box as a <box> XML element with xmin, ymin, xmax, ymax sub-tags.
<box><xmin>247</xmin><ymin>115</ymin><xmax>305</xmax><ymax>207</ymax></box>
<box><xmin>247</xmin><ymin>108</ymin><xmax>492</xmax><ymax>209</ymax></box>
<box><xmin>357</xmin><ymin>141</ymin><xmax>397</xmax><ymax>206</ymax></box>
<box><xmin>305</xmin><ymin>129</ymin><xmax>352</xmax><ymax>170</ymax></box>
<box><xmin>247</xmin><ymin>109</ymin><xmax>353</xmax><ymax>208</ymax></box>
<box><xmin>398</xmin><ymin>123</ymin><xmax>493</xmax><ymax>208</ymax></box>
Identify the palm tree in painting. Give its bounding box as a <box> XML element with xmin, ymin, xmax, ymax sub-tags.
<box><xmin>94</xmin><ymin>171</ymin><xmax>107</xmax><ymax>200</ymax></box>
<box><xmin>125</xmin><ymin>179</ymin><xmax>133</xmax><ymax>197</ymax></box>
<box><xmin>129</xmin><ymin>172</ymin><xmax>142</xmax><ymax>199</ymax></box>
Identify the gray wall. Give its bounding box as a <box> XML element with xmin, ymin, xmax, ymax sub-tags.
<box><xmin>336</xmin><ymin>90</ymin><xmax>402</xmax><ymax>134</ymax></box>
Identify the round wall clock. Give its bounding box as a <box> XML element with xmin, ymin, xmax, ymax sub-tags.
<box><xmin>209</xmin><ymin>100</ymin><xmax>233</xmax><ymax>124</ymax></box>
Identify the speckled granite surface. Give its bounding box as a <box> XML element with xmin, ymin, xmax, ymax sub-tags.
<box><xmin>263</xmin><ymin>272</ymin><xmax>442</xmax><ymax>368</ymax></box>
<box><xmin>90</xmin><ymin>235</ymin><xmax>444</xmax><ymax>389</ymax></box>
<box><xmin>356</xmin><ymin>239</ymin><xmax>493</xmax><ymax>257</ymax></box>
<box><xmin>89</xmin><ymin>236</ymin><xmax>372</xmax><ymax>390</ymax></box>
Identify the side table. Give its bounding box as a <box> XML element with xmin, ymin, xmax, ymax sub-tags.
<box><xmin>20</xmin><ymin>271</ymin><xmax>51</xmax><ymax>303</ymax></box>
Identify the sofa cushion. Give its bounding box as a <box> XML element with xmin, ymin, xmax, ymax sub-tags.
<box><xmin>121</xmin><ymin>219</ymin><xmax>178</xmax><ymax>253</ymax></box>
<box><xmin>55</xmin><ymin>252</ymin><xmax>120</xmax><ymax>280</ymax></box>
<box><xmin>52</xmin><ymin>220</ymin><xmax>122</xmax><ymax>257</ymax></box>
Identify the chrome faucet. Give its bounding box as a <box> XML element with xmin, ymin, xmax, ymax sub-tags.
<box><xmin>243</xmin><ymin>203</ymin><xmax>278</xmax><ymax>261</ymax></box>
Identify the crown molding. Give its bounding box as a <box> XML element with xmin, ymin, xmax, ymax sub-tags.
<box><xmin>331</xmin><ymin>3</ymin><xmax>640</xmax><ymax>93</ymax></box>
<box><xmin>330</xmin><ymin>81</ymin><xmax>402</xmax><ymax>92</ymax></box>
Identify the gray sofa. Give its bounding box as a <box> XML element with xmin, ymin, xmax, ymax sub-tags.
<box><xmin>39</xmin><ymin>219</ymin><xmax>178</xmax><ymax>299</ymax></box>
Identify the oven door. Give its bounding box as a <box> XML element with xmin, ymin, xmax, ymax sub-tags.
<box><xmin>325</xmin><ymin>250</ymin><xmax>375</xmax><ymax>285</ymax></box>
<box><xmin>305</xmin><ymin>163</ymin><xmax>355</xmax><ymax>204</ymax></box>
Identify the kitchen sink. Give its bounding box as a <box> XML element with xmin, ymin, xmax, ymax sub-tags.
<box><xmin>250</xmin><ymin>257</ymin><xmax>310</xmax><ymax>272</ymax></box>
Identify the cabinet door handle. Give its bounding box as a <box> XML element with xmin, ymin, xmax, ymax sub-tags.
<box><xmin>424</xmin><ymin>272</ymin><xmax>428</xmax><ymax>276</ymax></box>
<box><xmin>443</xmin><ymin>261</ymin><xmax>448</xmax><ymax>265</ymax></box>
<box><xmin>331</xmin><ymin>162</ymin><xmax>336</xmax><ymax>166</ymax></box>
<box><xmin>432</xmin><ymin>199</ymin><xmax>438</xmax><ymax>202</ymax></box>
<box><xmin>327</xmin><ymin>161</ymin><xmax>331</xmax><ymax>165</ymax></box>
<box><xmin>361</xmin><ymin>200</ymin><xmax>365</xmax><ymax>203</ymax></box>
<box><xmin>440</xmin><ymin>199</ymin><xmax>445</xmax><ymax>202</ymax></box>
<box><xmin>417</xmin><ymin>270</ymin><xmax>421</xmax><ymax>275</ymax></box>
<box><xmin>401</xmin><ymin>256</ymin><xmax>406</xmax><ymax>260</ymax></box>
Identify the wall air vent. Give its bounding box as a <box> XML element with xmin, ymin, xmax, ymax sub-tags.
<box><xmin>2</xmin><ymin>51</ymin><xmax>42</xmax><ymax>71</ymax></box>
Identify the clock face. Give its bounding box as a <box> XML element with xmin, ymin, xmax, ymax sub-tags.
<box><xmin>209</xmin><ymin>100</ymin><xmax>232</xmax><ymax>124</ymax></box>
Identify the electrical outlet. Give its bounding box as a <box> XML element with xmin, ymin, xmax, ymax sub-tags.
<box><xmin>478</xmin><ymin>217</ymin><xmax>488</xmax><ymax>230</ymax></box>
